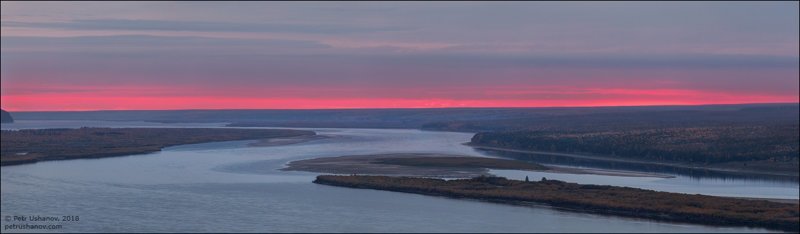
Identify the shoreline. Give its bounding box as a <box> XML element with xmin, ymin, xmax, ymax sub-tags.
<box><xmin>468</xmin><ymin>143</ymin><xmax>799</xmax><ymax>178</ymax></box>
<box><xmin>734</xmin><ymin>197</ymin><xmax>799</xmax><ymax>204</ymax></box>
<box><xmin>544</xmin><ymin>165</ymin><xmax>675</xmax><ymax>178</ymax></box>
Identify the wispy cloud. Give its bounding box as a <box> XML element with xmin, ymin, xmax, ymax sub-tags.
<box><xmin>1</xmin><ymin>35</ymin><xmax>331</xmax><ymax>54</ymax></box>
<box><xmin>3</xmin><ymin>19</ymin><xmax>409</xmax><ymax>34</ymax></box>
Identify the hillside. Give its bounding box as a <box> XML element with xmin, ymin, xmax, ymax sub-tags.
<box><xmin>9</xmin><ymin>103</ymin><xmax>797</xmax><ymax>130</ymax></box>
<box><xmin>423</xmin><ymin>105</ymin><xmax>799</xmax><ymax>132</ymax></box>
<box><xmin>470</xmin><ymin>124</ymin><xmax>799</xmax><ymax>176</ymax></box>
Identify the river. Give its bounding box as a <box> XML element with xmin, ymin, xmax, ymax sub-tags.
<box><xmin>1</xmin><ymin>120</ymin><xmax>793</xmax><ymax>232</ymax></box>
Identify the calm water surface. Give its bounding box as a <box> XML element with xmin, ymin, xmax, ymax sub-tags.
<box><xmin>1</xmin><ymin>120</ymin><xmax>791</xmax><ymax>232</ymax></box>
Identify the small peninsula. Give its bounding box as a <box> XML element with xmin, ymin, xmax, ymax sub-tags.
<box><xmin>1</xmin><ymin>127</ymin><xmax>315</xmax><ymax>166</ymax></box>
<box><xmin>315</xmin><ymin>175</ymin><xmax>799</xmax><ymax>232</ymax></box>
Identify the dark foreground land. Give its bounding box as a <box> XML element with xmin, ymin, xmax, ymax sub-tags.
<box><xmin>0</xmin><ymin>128</ymin><xmax>314</xmax><ymax>166</ymax></box>
<box><xmin>315</xmin><ymin>175</ymin><xmax>800</xmax><ymax>232</ymax></box>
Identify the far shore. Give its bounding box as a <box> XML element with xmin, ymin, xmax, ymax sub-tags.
<box><xmin>468</xmin><ymin>143</ymin><xmax>799</xmax><ymax>178</ymax></box>
<box><xmin>1</xmin><ymin>128</ymin><xmax>315</xmax><ymax>166</ymax></box>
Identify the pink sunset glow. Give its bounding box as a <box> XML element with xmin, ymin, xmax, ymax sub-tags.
<box><xmin>3</xmin><ymin>87</ymin><xmax>796</xmax><ymax>112</ymax></box>
<box><xmin>1</xmin><ymin>2</ymin><xmax>798</xmax><ymax>111</ymax></box>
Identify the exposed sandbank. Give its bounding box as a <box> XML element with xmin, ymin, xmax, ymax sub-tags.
<box><xmin>248</xmin><ymin>135</ymin><xmax>329</xmax><ymax>147</ymax></box>
<box><xmin>283</xmin><ymin>153</ymin><xmax>673</xmax><ymax>178</ymax></box>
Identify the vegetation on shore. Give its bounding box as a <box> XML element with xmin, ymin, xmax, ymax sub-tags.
<box><xmin>314</xmin><ymin>175</ymin><xmax>800</xmax><ymax>232</ymax></box>
<box><xmin>423</xmin><ymin>104</ymin><xmax>799</xmax><ymax>177</ymax></box>
<box><xmin>470</xmin><ymin>125</ymin><xmax>799</xmax><ymax>175</ymax></box>
<box><xmin>423</xmin><ymin>105</ymin><xmax>799</xmax><ymax>132</ymax></box>
<box><xmin>1</xmin><ymin>127</ymin><xmax>314</xmax><ymax>166</ymax></box>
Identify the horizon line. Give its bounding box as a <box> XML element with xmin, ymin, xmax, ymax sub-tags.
<box><xmin>3</xmin><ymin>102</ymin><xmax>798</xmax><ymax>113</ymax></box>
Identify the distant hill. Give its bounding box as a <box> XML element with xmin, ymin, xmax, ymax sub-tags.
<box><xmin>8</xmin><ymin>103</ymin><xmax>798</xmax><ymax>130</ymax></box>
<box><xmin>0</xmin><ymin>109</ymin><xmax>13</xmax><ymax>123</ymax></box>
<box><xmin>422</xmin><ymin>104</ymin><xmax>800</xmax><ymax>132</ymax></box>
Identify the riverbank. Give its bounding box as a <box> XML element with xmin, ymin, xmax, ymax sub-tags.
<box><xmin>469</xmin><ymin>144</ymin><xmax>799</xmax><ymax>178</ymax></box>
<box><xmin>1</xmin><ymin>128</ymin><xmax>315</xmax><ymax>166</ymax></box>
<box><xmin>315</xmin><ymin>175</ymin><xmax>800</xmax><ymax>232</ymax></box>
<box><xmin>284</xmin><ymin>153</ymin><xmax>672</xmax><ymax>178</ymax></box>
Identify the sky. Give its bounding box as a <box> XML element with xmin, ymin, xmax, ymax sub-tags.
<box><xmin>1</xmin><ymin>2</ymin><xmax>798</xmax><ymax>111</ymax></box>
